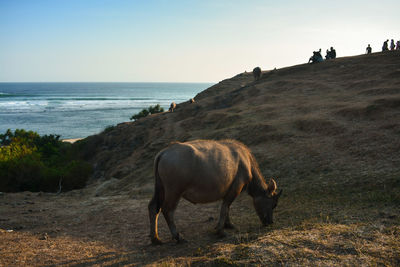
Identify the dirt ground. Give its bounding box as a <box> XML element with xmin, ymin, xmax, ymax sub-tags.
<box><xmin>0</xmin><ymin>189</ymin><xmax>256</xmax><ymax>266</ymax></box>
<box><xmin>1</xmin><ymin>185</ymin><xmax>399</xmax><ymax>266</ymax></box>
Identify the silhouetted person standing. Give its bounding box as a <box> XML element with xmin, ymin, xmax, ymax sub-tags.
<box><xmin>382</xmin><ymin>40</ymin><xmax>389</xmax><ymax>51</ymax></box>
<box><xmin>330</xmin><ymin>47</ymin><xmax>336</xmax><ymax>59</ymax></box>
<box><xmin>390</xmin><ymin>39</ymin><xmax>395</xmax><ymax>50</ymax></box>
<box><xmin>366</xmin><ymin>44</ymin><xmax>372</xmax><ymax>54</ymax></box>
<box><xmin>396</xmin><ymin>41</ymin><xmax>400</xmax><ymax>50</ymax></box>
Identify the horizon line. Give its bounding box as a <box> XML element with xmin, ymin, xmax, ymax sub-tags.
<box><xmin>0</xmin><ymin>81</ymin><xmax>216</xmax><ymax>84</ymax></box>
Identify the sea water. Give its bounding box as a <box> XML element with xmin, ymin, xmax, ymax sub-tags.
<box><xmin>0</xmin><ymin>82</ymin><xmax>212</xmax><ymax>139</ymax></box>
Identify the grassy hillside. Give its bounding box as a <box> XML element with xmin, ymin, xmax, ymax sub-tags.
<box><xmin>79</xmin><ymin>51</ymin><xmax>400</xmax><ymax>197</ymax></box>
<box><xmin>1</xmin><ymin>51</ymin><xmax>399</xmax><ymax>266</ymax></box>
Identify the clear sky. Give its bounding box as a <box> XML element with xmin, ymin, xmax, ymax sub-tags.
<box><xmin>1</xmin><ymin>0</ymin><xmax>399</xmax><ymax>82</ymax></box>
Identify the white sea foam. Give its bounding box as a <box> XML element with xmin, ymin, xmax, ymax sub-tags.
<box><xmin>0</xmin><ymin>82</ymin><xmax>212</xmax><ymax>138</ymax></box>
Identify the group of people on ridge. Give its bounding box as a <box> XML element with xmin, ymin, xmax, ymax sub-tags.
<box><xmin>308</xmin><ymin>38</ymin><xmax>399</xmax><ymax>64</ymax></box>
<box><xmin>381</xmin><ymin>39</ymin><xmax>400</xmax><ymax>52</ymax></box>
<box><xmin>366</xmin><ymin>39</ymin><xmax>400</xmax><ymax>54</ymax></box>
<box><xmin>308</xmin><ymin>47</ymin><xmax>336</xmax><ymax>64</ymax></box>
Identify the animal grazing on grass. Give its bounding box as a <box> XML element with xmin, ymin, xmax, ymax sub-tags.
<box><xmin>253</xmin><ymin>67</ymin><xmax>261</xmax><ymax>80</ymax></box>
<box><xmin>169</xmin><ymin>102</ymin><xmax>176</xmax><ymax>112</ymax></box>
<box><xmin>148</xmin><ymin>139</ymin><xmax>282</xmax><ymax>244</ymax></box>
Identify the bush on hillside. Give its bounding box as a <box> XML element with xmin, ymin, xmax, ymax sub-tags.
<box><xmin>102</xmin><ymin>125</ymin><xmax>116</xmax><ymax>134</ymax></box>
<box><xmin>0</xmin><ymin>129</ymin><xmax>92</xmax><ymax>193</ymax></box>
<box><xmin>130</xmin><ymin>104</ymin><xmax>164</xmax><ymax>121</ymax></box>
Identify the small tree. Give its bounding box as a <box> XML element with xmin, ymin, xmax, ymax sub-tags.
<box><xmin>130</xmin><ymin>104</ymin><xmax>164</xmax><ymax>120</ymax></box>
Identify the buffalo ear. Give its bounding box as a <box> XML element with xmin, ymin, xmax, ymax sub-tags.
<box><xmin>267</xmin><ymin>178</ymin><xmax>277</xmax><ymax>194</ymax></box>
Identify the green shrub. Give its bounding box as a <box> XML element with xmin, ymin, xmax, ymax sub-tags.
<box><xmin>102</xmin><ymin>125</ymin><xmax>116</xmax><ymax>134</ymax></box>
<box><xmin>130</xmin><ymin>104</ymin><xmax>164</xmax><ymax>120</ymax></box>
<box><xmin>0</xmin><ymin>129</ymin><xmax>93</xmax><ymax>193</ymax></box>
<box><xmin>62</xmin><ymin>160</ymin><xmax>93</xmax><ymax>191</ymax></box>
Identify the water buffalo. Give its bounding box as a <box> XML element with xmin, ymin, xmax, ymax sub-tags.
<box><xmin>148</xmin><ymin>139</ymin><xmax>282</xmax><ymax>244</ymax></box>
<box><xmin>253</xmin><ymin>67</ymin><xmax>261</xmax><ymax>80</ymax></box>
<box><xmin>169</xmin><ymin>102</ymin><xmax>176</xmax><ymax>112</ymax></box>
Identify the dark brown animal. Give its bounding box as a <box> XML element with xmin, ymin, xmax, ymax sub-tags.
<box><xmin>169</xmin><ymin>102</ymin><xmax>176</xmax><ymax>112</ymax></box>
<box><xmin>148</xmin><ymin>139</ymin><xmax>282</xmax><ymax>244</ymax></box>
<box><xmin>253</xmin><ymin>67</ymin><xmax>261</xmax><ymax>80</ymax></box>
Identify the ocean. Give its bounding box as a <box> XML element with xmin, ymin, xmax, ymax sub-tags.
<box><xmin>0</xmin><ymin>82</ymin><xmax>213</xmax><ymax>139</ymax></box>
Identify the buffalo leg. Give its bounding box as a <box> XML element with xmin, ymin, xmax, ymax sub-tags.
<box><xmin>162</xmin><ymin>195</ymin><xmax>184</xmax><ymax>243</ymax></box>
<box><xmin>216</xmin><ymin>201</ymin><xmax>232</xmax><ymax>237</ymax></box>
<box><xmin>148</xmin><ymin>196</ymin><xmax>162</xmax><ymax>245</ymax></box>
<box><xmin>216</xmin><ymin>182</ymin><xmax>244</xmax><ymax>236</ymax></box>
<box><xmin>224</xmin><ymin>210</ymin><xmax>235</xmax><ymax>229</ymax></box>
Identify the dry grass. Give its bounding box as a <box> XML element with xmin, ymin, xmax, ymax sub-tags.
<box><xmin>1</xmin><ymin>172</ymin><xmax>399</xmax><ymax>266</ymax></box>
<box><xmin>1</xmin><ymin>52</ymin><xmax>400</xmax><ymax>266</ymax></box>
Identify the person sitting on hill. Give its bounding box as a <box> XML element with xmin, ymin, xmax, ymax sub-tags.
<box><xmin>317</xmin><ymin>48</ymin><xmax>322</xmax><ymax>60</ymax></box>
<box><xmin>382</xmin><ymin>40</ymin><xmax>389</xmax><ymax>51</ymax></box>
<box><xmin>325</xmin><ymin>49</ymin><xmax>331</xmax><ymax>59</ymax></box>
<box><xmin>325</xmin><ymin>47</ymin><xmax>337</xmax><ymax>59</ymax></box>
<box><xmin>366</xmin><ymin>44</ymin><xmax>372</xmax><ymax>54</ymax></box>
<box><xmin>308</xmin><ymin>49</ymin><xmax>323</xmax><ymax>64</ymax></box>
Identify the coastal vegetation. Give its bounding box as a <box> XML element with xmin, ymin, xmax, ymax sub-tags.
<box><xmin>0</xmin><ymin>129</ymin><xmax>92</xmax><ymax>192</ymax></box>
<box><xmin>130</xmin><ymin>104</ymin><xmax>164</xmax><ymax>120</ymax></box>
<box><xmin>102</xmin><ymin>125</ymin><xmax>116</xmax><ymax>134</ymax></box>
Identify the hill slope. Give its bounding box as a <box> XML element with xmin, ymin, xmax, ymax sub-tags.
<box><xmin>79</xmin><ymin>51</ymin><xmax>400</xmax><ymax>197</ymax></box>
<box><xmin>1</xmin><ymin>51</ymin><xmax>399</xmax><ymax>266</ymax></box>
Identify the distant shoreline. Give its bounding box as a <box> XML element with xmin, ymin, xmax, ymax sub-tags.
<box><xmin>0</xmin><ymin>82</ymin><xmax>211</xmax><ymax>139</ymax></box>
<box><xmin>62</xmin><ymin>138</ymin><xmax>83</xmax><ymax>144</ymax></box>
<box><xmin>0</xmin><ymin>81</ymin><xmax>215</xmax><ymax>84</ymax></box>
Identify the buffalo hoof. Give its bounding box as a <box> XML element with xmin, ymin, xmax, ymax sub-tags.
<box><xmin>175</xmin><ymin>233</ymin><xmax>187</xmax><ymax>244</ymax></box>
<box><xmin>176</xmin><ymin>238</ymin><xmax>187</xmax><ymax>244</ymax></box>
<box><xmin>151</xmin><ymin>237</ymin><xmax>163</xmax><ymax>245</ymax></box>
<box><xmin>216</xmin><ymin>229</ymin><xmax>226</xmax><ymax>238</ymax></box>
<box><xmin>224</xmin><ymin>222</ymin><xmax>235</xmax><ymax>229</ymax></box>
<box><xmin>262</xmin><ymin>222</ymin><xmax>273</xmax><ymax>227</ymax></box>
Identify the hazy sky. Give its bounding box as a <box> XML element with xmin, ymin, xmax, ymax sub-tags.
<box><xmin>1</xmin><ymin>0</ymin><xmax>399</xmax><ymax>82</ymax></box>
